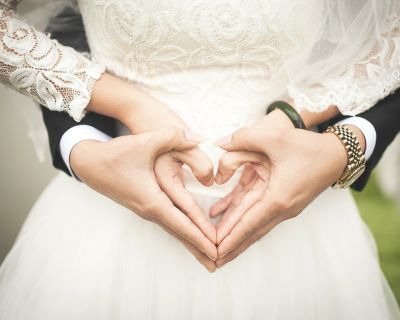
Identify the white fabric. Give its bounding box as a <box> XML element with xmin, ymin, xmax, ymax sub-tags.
<box><xmin>60</xmin><ymin>125</ymin><xmax>112</xmax><ymax>176</ymax></box>
<box><xmin>0</xmin><ymin>1</ymin><xmax>399</xmax><ymax>319</ymax></box>
<box><xmin>0</xmin><ymin>171</ymin><xmax>399</xmax><ymax>319</ymax></box>
<box><xmin>60</xmin><ymin>117</ymin><xmax>377</xmax><ymax>180</ymax></box>
<box><xmin>336</xmin><ymin>117</ymin><xmax>377</xmax><ymax>161</ymax></box>
<box><xmin>285</xmin><ymin>0</ymin><xmax>400</xmax><ymax>115</ymax></box>
<box><xmin>79</xmin><ymin>0</ymin><xmax>400</xmax><ymax>118</ymax></box>
<box><xmin>0</xmin><ymin>0</ymin><xmax>105</xmax><ymax>121</ymax></box>
<box><xmin>0</xmin><ymin>0</ymin><xmax>399</xmax><ymax>120</ymax></box>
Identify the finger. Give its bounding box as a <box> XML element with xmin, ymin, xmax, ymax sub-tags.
<box><xmin>153</xmin><ymin>195</ymin><xmax>218</xmax><ymax>260</ymax></box>
<box><xmin>181</xmin><ymin>239</ymin><xmax>217</xmax><ymax>272</ymax></box>
<box><xmin>210</xmin><ymin>166</ymin><xmax>256</xmax><ymax>218</ymax></box>
<box><xmin>215</xmin><ymin>151</ymin><xmax>268</xmax><ymax>185</ymax></box>
<box><xmin>209</xmin><ymin>190</ymin><xmax>236</xmax><ymax>218</ymax></box>
<box><xmin>216</xmin><ymin>127</ymin><xmax>276</xmax><ymax>154</ymax></box>
<box><xmin>147</xmin><ymin>127</ymin><xmax>200</xmax><ymax>156</ymax></box>
<box><xmin>160</xmin><ymin>225</ymin><xmax>216</xmax><ymax>272</ymax></box>
<box><xmin>159</xmin><ymin>173</ymin><xmax>217</xmax><ymax>243</ymax></box>
<box><xmin>217</xmin><ymin>198</ymin><xmax>275</xmax><ymax>258</ymax></box>
<box><xmin>216</xmin><ymin>215</ymin><xmax>282</xmax><ymax>268</ymax></box>
<box><xmin>209</xmin><ymin>166</ymin><xmax>255</xmax><ymax>218</ymax></box>
<box><xmin>172</xmin><ymin>149</ymin><xmax>214</xmax><ymax>186</ymax></box>
<box><xmin>216</xmin><ymin>177</ymin><xmax>264</xmax><ymax>245</ymax></box>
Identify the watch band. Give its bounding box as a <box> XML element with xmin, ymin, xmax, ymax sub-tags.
<box><xmin>266</xmin><ymin>101</ymin><xmax>306</xmax><ymax>129</ymax></box>
<box><xmin>325</xmin><ymin>125</ymin><xmax>366</xmax><ymax>189</ymax></box>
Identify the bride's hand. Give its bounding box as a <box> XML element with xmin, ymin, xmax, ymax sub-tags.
<box><xmin>87</xmin><ymin>73</ymin><xmax>190</xmax><ymax>134</ymax></box>
<box><xmin>154</xmin><ymin>148</ymin><xmax>217</xmax><ymax>243</ymax></box>
<box><xmin>212</xmin><ymin>118</ymin><xmax>353</xmax><ymax>268</ymax></box>
<box><xmin>70</xmin><ymin>127</ymin><xmax>218</xmax><ymax>271</ymax></box>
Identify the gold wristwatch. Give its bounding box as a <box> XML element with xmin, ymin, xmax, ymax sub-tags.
<box><xmin>325</xmin><ymin>125</ymin><xmax>366</xmax><ymax>189</ymax></box>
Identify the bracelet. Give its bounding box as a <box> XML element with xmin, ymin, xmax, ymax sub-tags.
<box><xmin>325</xmin><ymin>125</ymin><xmax>366</xmax><ymax>189</ymax></box>
<box><xmin>266</xmin><ymin>101</ymin><xmax>306</xmax><ymax>129</ymax></box>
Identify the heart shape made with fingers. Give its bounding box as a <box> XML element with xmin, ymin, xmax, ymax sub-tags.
<box><xmin>154</xmin><ymin>140</ymin><xmax>271</xmax><ymax>265</ymax></box>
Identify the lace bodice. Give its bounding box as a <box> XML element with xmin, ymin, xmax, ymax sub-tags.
<box><xmin>79</xmin><ymin>0</ymin><xmax>315</xmax><ymax>138</ymax></box>
<box><xmin>0</xmin><ymin>0</ymin><xmax>399</xmax><ymax>125</ymax></box>
<box><xmin>0</xmin><ymin>0</ymin><xmax>104</xmax><ymax>121</ymax></box>
<box><xmin>78</xmin><ymin>0</ymin><xmax>400</xmax><ymax>136</ymax></box>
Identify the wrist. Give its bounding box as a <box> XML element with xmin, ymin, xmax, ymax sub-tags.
<box><xmin>70</xmin><ymin>140</ymin><xmax>105</xmax><ymax>180</ymax></box>
<box><xmin>323</xmin><ymin>125</ymin><xmax>366</xmax><ymax>188</ymax></box>
<box><xmin>321</xmin><ymin>132</ymin><xmax>348</xmax><ymax>182</ymax></box>
<box><xmin>88</xmin><ymin>74</ymin><xmax>139</xmax><ymax>128</ymax></box>
<box><xmin>341</xmin><ymin>124</ymin><xmax>366</xmax><ymax>154</ymax></box>
<box><xmin>255</xmin><ymin>109</ymin><xmax>295</xmax><ymax>129</ymax></box>
<box><xmin>299</xmin><ymin>105</ymin><xmax>339</xmax><ymax>128</ymax></box>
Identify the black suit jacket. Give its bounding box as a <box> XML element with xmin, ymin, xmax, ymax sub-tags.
<box><xmin>41</xmin><ymin>8</ymin><xmax>400</xmax><ymax>191</ymax></box>
<box><xmin>318</xmin><ymin>91</ymin><xmax>400</xmax><ymax>191</ymax></box>
<box><xmin>40</xmin><ymin>8</ymin><xmax>118</xmax><ymax>174</ymax></box>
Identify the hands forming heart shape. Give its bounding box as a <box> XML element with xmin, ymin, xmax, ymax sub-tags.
<box><xmin>73</xmin><ymin>108</ymin><xmax>348</xmax><ymax>273</ymax></box>
<box><xmin>153</xmin><ymin>123</ymin><xmax>348</xmax><ymax>272</ymax></box>
<box><xmin>154</xmin><ymin>139</ymin><xmax>270</xmax><ymax>271</ymax></box>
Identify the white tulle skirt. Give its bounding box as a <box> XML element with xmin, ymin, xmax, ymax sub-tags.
<box><xmin>0</xmin><ymin>171</ymin><xmax>399</xmax><ymax>319</ymax></box>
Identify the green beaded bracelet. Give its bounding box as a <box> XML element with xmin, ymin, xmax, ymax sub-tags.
<box><xmin>266</xmin><ymin>101</ymin><xmax>306</xmax><ymax>129</ymax></box>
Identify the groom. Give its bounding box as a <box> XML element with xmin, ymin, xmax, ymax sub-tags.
<box><xmin>40</xmin><ymin>8</ymin><xmax>400</xmax><ymax>269</ymax></box>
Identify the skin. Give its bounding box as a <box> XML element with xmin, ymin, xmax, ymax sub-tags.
<box><xmin>211</xmin><ymin>110</ymin><xmax>366</xmax><ymax>268</ymax></box>
<box><xmin>75</xmin><ymin>74</ymin><xmax>219</xmax><ymax>271</ymax></box>
<box><xmin>70</xmin><ymin>128</ymin><xmax>218</xmax><ymax>272</ymax></box>
<box><xmin>83</xmin><ymin>74</ymin><xmax>368</xmax><ymax>271</ymax></box>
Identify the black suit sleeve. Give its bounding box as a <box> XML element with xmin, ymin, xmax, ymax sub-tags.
<box><xmin>40</xmin><ymin>7</ymin><xmax>117</xmax><ymax>176</ymax></box>
<box><xmin>318</xmin><ymin>89</ymin><xmax>400</xmax><ymax>191</ymax></box>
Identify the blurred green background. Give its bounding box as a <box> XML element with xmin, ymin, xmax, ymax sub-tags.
<box><xmin>353</xmin><ymin>175</ymin><xmax>400</xmax><ymax>304</ymax></box>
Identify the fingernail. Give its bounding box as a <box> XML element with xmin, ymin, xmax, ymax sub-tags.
<box><xmin>215</xmin><ymin>134</ymin><xmax>232</xmax><ymax>147</ymax></box>
<box><xmin>184</xmin><ymin>131</ymin><xmax>204</xmax><ymax>143</ymax></box>
<box><xmin>207</xmin><ymin>254</ymin><xmax>217</xmax><ymax>261</ymax></box>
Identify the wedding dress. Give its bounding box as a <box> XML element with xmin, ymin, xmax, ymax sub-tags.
<box><xmin>0</xmin><ymin>0</ymin><xmax>400</xmax><ymax>319</ymax></box>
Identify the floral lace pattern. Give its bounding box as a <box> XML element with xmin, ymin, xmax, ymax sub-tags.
<box><xmin>0</xmin><ymin>1</ymin><xmax>105</xmax><ymax>121</ymax></box>
<box><xmin>79</xmin><ymin>0</ymin><xmax>400</xmax><ymax>122</ymax></box>
<box><xmin>78</xmin><ymin>0</ymin><xmax>316</xmax><ymax>139</ymax></box>
<box><xmin>288</xmin><ymin>23</ymin><xmax>400</xmax><ymax>116</ymax></box>
<box><xmin>0</xmin><ymin>0</ymin><xmax>399</xmax><ymax>122</ymax></box>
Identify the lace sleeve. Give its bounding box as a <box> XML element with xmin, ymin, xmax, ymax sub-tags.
<box><xmin>288</xmin><ymin>19</ymin><xmax>400</xmax><ymax>116</ymax></box>
<box><xmin>0</xmin><ymin>1</ymin><xmax>105</xmax><ymax>121</ymax></box>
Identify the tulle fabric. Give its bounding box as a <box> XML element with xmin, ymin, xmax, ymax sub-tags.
<box><xmin>0</xmin><ymin>168</ymin><xmax>399</xmax><ymax>319</ymax></box>
<box><xmin>282</xmin><ymin>0</ymin><xmax>400</xmax><ymax>115</ymax></box>
<box><xmin>1</xmin><ymin>1</ymin><xmax>399</xmax><ymax>318</ymax></box>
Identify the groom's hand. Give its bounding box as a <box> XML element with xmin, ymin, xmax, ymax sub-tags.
<box><xmin>70</xmin><ymin>127</ymin><xmax>218</xmax><ymax>271</ymax></box>
<box><xmin>213</xmin><ymin>125</ymin><xmax>352</xmax><ymax>268</ymax></box>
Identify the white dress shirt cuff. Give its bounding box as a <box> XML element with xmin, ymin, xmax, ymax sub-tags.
<box><xmin>335</xmin><ymin>117</ymin><xmax>376</xmax><ymax>161</ymax></box>
<box><xmin>60</xmin><ymin>125</ymin><xmax>112</xmax><ymax>177</ymax></box>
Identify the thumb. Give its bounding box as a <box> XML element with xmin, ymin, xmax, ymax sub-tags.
<box><xmin>216</xmin><ymin>127</ymin><xmax>269</xmax><ymax>154</ymax></box>
<box><xmin>149</xmin><ymin>127</ymin><xmax>201</xmax><ymax>156</ymax></box>
<box><xmin>215</xmin><ymin>151</ymin><xmax>269</xmax><ymax>185</ymax></box>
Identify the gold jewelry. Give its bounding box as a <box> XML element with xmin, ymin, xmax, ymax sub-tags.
<box><xmin>325</xmin><ymin>125</ymin><xmax>366</xmax><ymax>189</ymax></box>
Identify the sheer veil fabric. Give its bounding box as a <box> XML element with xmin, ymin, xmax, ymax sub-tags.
<box><xmin>3</xmin><ymin>0</ymin><xmax>400</xmax><ymax>159</ymax></box>
<box><xmin>0</xmin><ymin>1</ymin><xmax>399</xmax><ymax>319</ymax></box>
<box><xmin>19</xmin><ymin>0</ymin><xmax>400</xmax><ymax>116</ymax></box>
<box><xmin>11</xmin><ymin>0</ymin><xmax>400</xmax><ymax>158</ymax></box>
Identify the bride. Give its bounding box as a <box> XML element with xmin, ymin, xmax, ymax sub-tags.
<box><xmin>0</xmin><ymin>0</ymin><xmax>400</xmax><ymax>318</ymax></box>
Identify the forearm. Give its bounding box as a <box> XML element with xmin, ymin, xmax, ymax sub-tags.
<box><xmin>299</xmin><ymin>105</ymin><xmax>339</xmax><ymax>129</ymax></box>
<box><xmin>87</xmin><ymin>73</ymin><xmax>189</xmax><ymax>133</ymax></box>
<box><xmin>0</xmin><ymin>6</ymin><xmax>104</xmax><ymax>121</ymax></box>
<box><xmin>255</xmin><ymin>107</ymin><xmax>366</xmax><ymax>154</ymax></box>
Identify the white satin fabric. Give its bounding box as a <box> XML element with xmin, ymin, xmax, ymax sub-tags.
<box><xmin>0</xmin><ymin>0</ymin><xmax>399</xmax><ymax>319</ymax></box>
